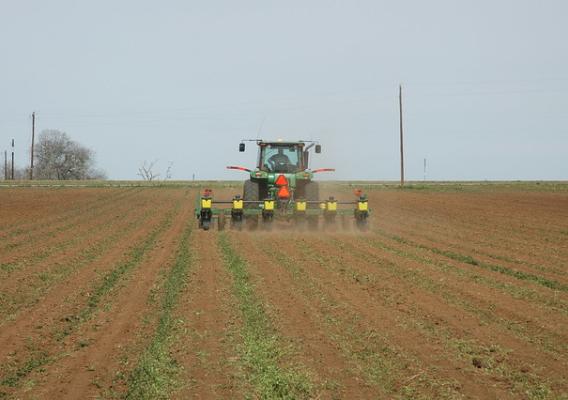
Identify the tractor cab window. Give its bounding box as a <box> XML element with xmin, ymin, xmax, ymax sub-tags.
<box><xmin>259</xmin><ymin>144</ymin><xmax>302</xmax><ymax>173</ymax></box>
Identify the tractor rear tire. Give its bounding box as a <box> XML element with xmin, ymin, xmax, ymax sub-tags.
<box><xmin>303</xmin><ymin>182</ymin><xmax>319</xmax><ymax>207</ymax></box>
<box><xmin>244</xmin><ymin>180</ymin><xmax>259</xmax><ymax>229</ymax></box>
<box><xmin>243</xmin><ymin>180</ymin><xmax>259</xmax><ymax>208</ymax></box>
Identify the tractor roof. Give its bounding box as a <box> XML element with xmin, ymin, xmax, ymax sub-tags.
<box><xmin>258</xmin><ymin>140</ymin><xmax>307</xmax><ymax>146</ymax></box>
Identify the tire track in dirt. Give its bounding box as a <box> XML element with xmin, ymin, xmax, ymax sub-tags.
<box><xmin>171</xmin><ymin>231</ymin><xmax>241</xmax><ymax>399</ymax></box>
<box><xmin>20</xmin><ymin>190</ymin><xmax>193</xmax><ymax>400</ymax></box>
<box><xmin>291</xmin><ymin>233</ymin><xmax>568</xmax><ymax>397</ymax></box>
<box><xmin>230</xmin><ymin>232</ymin><xmax>382</xmax><ymax>399</ymax></box>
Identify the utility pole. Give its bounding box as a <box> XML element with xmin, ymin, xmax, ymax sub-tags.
<box><xmin>423</xmin><ymin>158</ymin><xmax>427</xmax><ymax>182</ymax></box>
<box><xmin>30</xmin><ymin>112</ymin><xmax>35</xmax><ymax>180</ymax></box>
<box><xmin>11</xmin><ymin>139</ymin><xmax>15</xmax><ymax>180</ymax></box>
<box><xmin>3</xmin><ymin>150</ymin><xmax>7</xmax><ymax>180</ymax></box>
<box><xmin>399</xmin><ymin>84</ymin><xmax>405</xmax><ymax>187</ymax></box>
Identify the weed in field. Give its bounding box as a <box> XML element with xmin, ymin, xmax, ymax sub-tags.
<box><xmin>264</xmin><ymin>241</ymin><xmax>455</xmax><ymax>399</ymax></box>
<box><xmin>0</xmin><ymin>350</ymin><xmax>50</xmax><ymax>388</ymax></box>
<box><xmin>218</xmin><ymin>234</ymin><xmax>314</xmax><ymax>400</ymax></box>
<box><xmin>0</xmin><ymin>263</ymin><xmax>17</xmax><ymax>272</ymax></box>
<box><xmin>448</xmin><ymin>339</ymin><xmax>556</xmax><ymax>400</ymax></box>
<box><xmin>437</xmin><ymin>237</ymin><xmax>564</xmax><ymax>276</ymax></box>
<box><xmin>78</xmin><ymin>208</ymin><xmax>176</xmax><ymax>324</ymax></box>
<box><xmin>358</xmin><ymin>235</ymin><xmax>568</xmax><ymax>356</ymax></box>
<box><xmin>379</xmin><ymin>234</ymin><xmax>568</xmax><ymax>316</ymax></box>
<box><xmin>385</xmin><ymin>231</ymin><xmax>568</xmax><ymax>292</ymax></box>
<box><xmin>0</xmin><ymin>205</ymin><xmax>163</xmax><ymax>323</ymax></box>
<box><xmin>292</xmin><ymin>237</ymin><xmax>568</xmax><ymax>399</ymax></box>
<box><xmin>21</xmin><ymin>378</ymin><xmax>36</xmax><ymax>392</ymax></box>
<box><xmin>125</xmin><ymin>220</ymin><xmax>193</xmax><ymax>400</ymax></box>
<box><xmin>0</xmin><ymin>204</ymin><xmax>180</xmax><ymax>391</ymax></box>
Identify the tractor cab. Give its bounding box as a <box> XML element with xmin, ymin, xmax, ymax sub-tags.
<box><xmin>231</xmin><ymin>139</ymin><xmax>325</xmax><ymax>201</ymax></box>
<box><xmin>258</xmin><ymin>142</ymin><xmax>304</xmax><ymax>173</ymax></box>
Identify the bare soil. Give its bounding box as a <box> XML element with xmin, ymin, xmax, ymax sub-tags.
<box><xmin>0</xmin><ymin>184</ymin><xmax>566</xmax><ymax>399</ymax></box>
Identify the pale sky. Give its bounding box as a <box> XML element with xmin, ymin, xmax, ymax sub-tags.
<box><xmin>1</xmin><ymin>0</ymin><xmax>567</xmax><ymax>180</ymax></box>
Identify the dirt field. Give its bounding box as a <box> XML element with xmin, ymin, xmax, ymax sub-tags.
<box><xmin>0</xmin><ymin>183</ymin><xmax>566</xmax><ymax>399</ymax></box>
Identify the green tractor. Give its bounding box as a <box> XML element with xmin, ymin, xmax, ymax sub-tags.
<box><xmin>195</xmin><ymin>139</ymin><xmax>369</xmax><ymax>230</ymax></box>
<box><xmin>228</xmin><ymin>140</ymin><xmax>332</xmax><ymax>206</ymax></box>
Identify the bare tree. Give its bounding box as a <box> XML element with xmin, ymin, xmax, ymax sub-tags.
<box><xmin>137</xmin><ymin>160</ymin><xmax>160</xmax><ymax>181</ymax></box>
<box><xmin>35</xmin><ymin>130</ymin><xmax>106</xmax><ymax>180</ymax></box>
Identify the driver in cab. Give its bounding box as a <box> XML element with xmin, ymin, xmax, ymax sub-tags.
<box><xmin>267</xmin><ymin>148</ymin><xmax>293</xmax><ymax>172</ymax></box>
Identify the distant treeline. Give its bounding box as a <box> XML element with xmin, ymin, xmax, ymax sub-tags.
<box><xmin>2</xmin><ymin>130</ymin><xmax>106</xmax><ymax>181</ymax></box>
